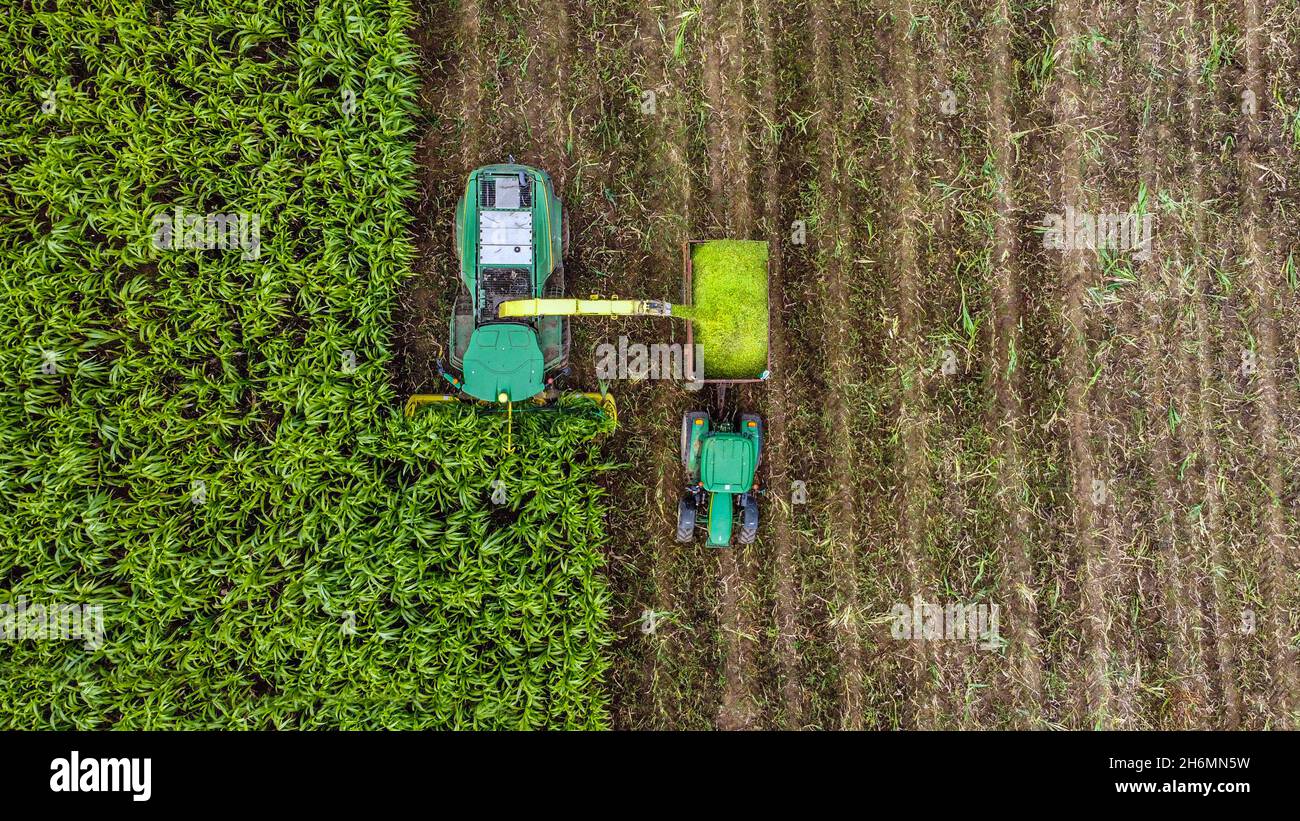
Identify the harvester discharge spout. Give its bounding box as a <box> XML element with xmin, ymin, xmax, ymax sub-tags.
<box><xmin>497</xmin><ymin>298</ymin><xmax>674</xmax><ymax>318</ymax></box>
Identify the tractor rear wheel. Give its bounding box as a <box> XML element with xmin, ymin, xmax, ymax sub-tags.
<box><xmin>676</xmin><ymin>498</ymin><xmax>697</xmax><ymax>543</ymax></box>
<box><xmin>738</xmin><ymin>493</ymin><xmax>759</xmax><ymax>544</ymax></box>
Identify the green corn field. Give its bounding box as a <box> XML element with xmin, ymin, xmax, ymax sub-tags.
<box><xmin>0</xmin><ymin>0</ymin><xmax>613</xmax><ymax>729</ymax></box>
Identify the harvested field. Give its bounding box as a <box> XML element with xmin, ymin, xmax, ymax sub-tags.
<box><xmin>396</xmin><ymin>0</ymin><xmax>1298</xmax><ymax>729</ymax></box>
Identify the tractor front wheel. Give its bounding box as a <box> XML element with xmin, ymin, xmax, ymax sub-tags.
<box><xmin>676</xmin><ymin>498</ymin><xmax>697</xmax><ymax>543</ymax></box>
<box><xmin>738</xmin><ymin>493</ymin><xmax>759</xmax><ymax>544</ymax></box>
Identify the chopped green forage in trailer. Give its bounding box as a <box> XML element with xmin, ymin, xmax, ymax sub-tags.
<box><xmin>689</xmin><ymin>240</ymin><xmax>769</xmax><ymax>379</ymax></box>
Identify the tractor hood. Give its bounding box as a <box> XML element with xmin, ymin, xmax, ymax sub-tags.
<box><xmin>461</xmin><ymin>324</ymin><xmax>546</xmax><ymax>402</ymax></box>
<box><xmin>700</xmin><ymin>434</ymin><xmax>757</xmax><ymax>494</ymax></box>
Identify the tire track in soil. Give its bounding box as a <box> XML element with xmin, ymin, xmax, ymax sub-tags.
<box><xmin>987</xmin><ymin>0</ymin><xmax>1044</xmax><ymax>728</ymax></box>
<box><xmin>570</xmin><ymin>1</ymin><xmax>663</xmax><ymax>729</ymax></box>
<box><xmin>1133</xmin><ymin>0</ymin><xmax>1206</xmax><ymax>728</ymax></box>
<box><xmin>456</xmin><ymin>0</ymin><xmax>486</xmax><ymax>168</ymax></box>
<box><xmin>909</xmin><ymin>0</ymin><xmax>951</xmax><ymax>728</ymax></box>
<box><xmin>1080</xmin><ymin>2</ymin><xmax>1140</xmax><ymax>727</ymax></box>
<box><xmin>631</xmin><ymin>3</ymin><xmax>712</xmax><ymax>728</ymax></box>
<box><xmin>810</xmin><ymin>0</ymin><xmax>866</xmax><ymax>730</ymax></box>
<box><xmin>1170</xmin><ymin>0</ymin><xmax>1217</xmax><ymax>725</ymax></box>
<box><xmin>1200</xmin><ymin>0</ymin><xmax>1279</xmax><ymax>727</ymax></box>
<box><xmin>916</xmin><ymin>0</ymin><xmax>1008</xmax><ymax>730</ymax></box>
<box><xmin>623</xmin><ymin>2</ymin><xmax>675</xmax><ymax>731</ymax></box>
<box><xmin>1238</xmin><ymin>0</ymin><xmax>1296</xmax><ymax>723</ymax></box>
<box><xmin>1072</xmin><ymin>0</ymin><xmax>1142</xmax><ymax>728</ymax></box>
<box><xmin>1123</xmin><ymin>0</ymin><xmax>1185</xmax><ymax>722</ymax></box>
<box><xmin>702</xmin><ymin>0</ymin><xmax>760</xmax><ymax>731</ymax></box>
<box><xmin>1179</xmin><ymin>0</ymin><xmax>1237</xmax><ymax>724</ymax></box>
<box><xmin>774</xmin><ymin>4</ymin><xmax>843</xmax><ymax>733</ymax></box>
<box><xmin>755</xmin><ymin>0</ymin><xmax>804</xmax><ymax>728</ymax></box>
<box><xmin>525</xmin><ymin>0</ymin><xmax>571</xmax><ymax>183</ymax></box>
<box><xmin>1051</xmin><ymin>0</ymin><xmax>1112</xmax><ymax>726</ymax></box>
<box><xmin>881</xmin><ymin>0</ymin><xmax>935</xmax><ymax>730</ymax></box>
<box><xmin>1202</xmin><ymin>0</ymin><xmax>1264</xmax><ymax>725</ymax></box>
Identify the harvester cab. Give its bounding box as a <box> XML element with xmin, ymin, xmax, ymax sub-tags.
<box><xmin>677</xmin><ymin>411</ymin><xmax>762</xmax><ymax>547</ymax></box>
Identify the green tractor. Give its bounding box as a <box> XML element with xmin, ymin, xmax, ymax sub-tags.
<box><xmin>677</xmin><ymin>411</ymin><xmax>762</xmax><ymax>547</ymax></box>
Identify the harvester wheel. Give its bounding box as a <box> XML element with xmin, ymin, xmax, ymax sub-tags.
<box><xmin>451</xmin><ymin>286</ymin><xmax>472</xmax><ymax>368</ymax></box>
<box><xmin>562</xmin><ymin>208</ymin><xmax>570</xmax><ymax>259</ymax></box>
<box><xmin>738</xmin><ymin>493</ymin><xmax>759</xmax><ymax>544</ymax></box>
<box><xmin>544</xmin><ymin>265</ymin><xmax>564</xmax><ymax>297</ymax></box>
<box><xmin>676</xmin><ymin>498</ymin><xmax>697</xmax><ymax>543</ymax></box>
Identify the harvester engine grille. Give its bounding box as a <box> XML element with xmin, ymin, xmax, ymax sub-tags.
<box><xmin>479</xmin><ymin>174</ymin><xmax>532</xmax><ymax>209</ymax></box>
<box><xmin>479</xmin><ymin>266</ymin><xmax>532</xmax><ymax>324</ymax></box>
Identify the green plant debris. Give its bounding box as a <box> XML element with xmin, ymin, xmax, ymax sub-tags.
<box><xmin>690</xmin><ymin>240</ymin><xmax>769</xmax><ymax>378</ymax></box>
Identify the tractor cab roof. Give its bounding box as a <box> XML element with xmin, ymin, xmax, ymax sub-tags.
<box><xmin>700</xmin><ymin>433</ymin><xmax>758</xmax><ymax>494</ymax></box>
